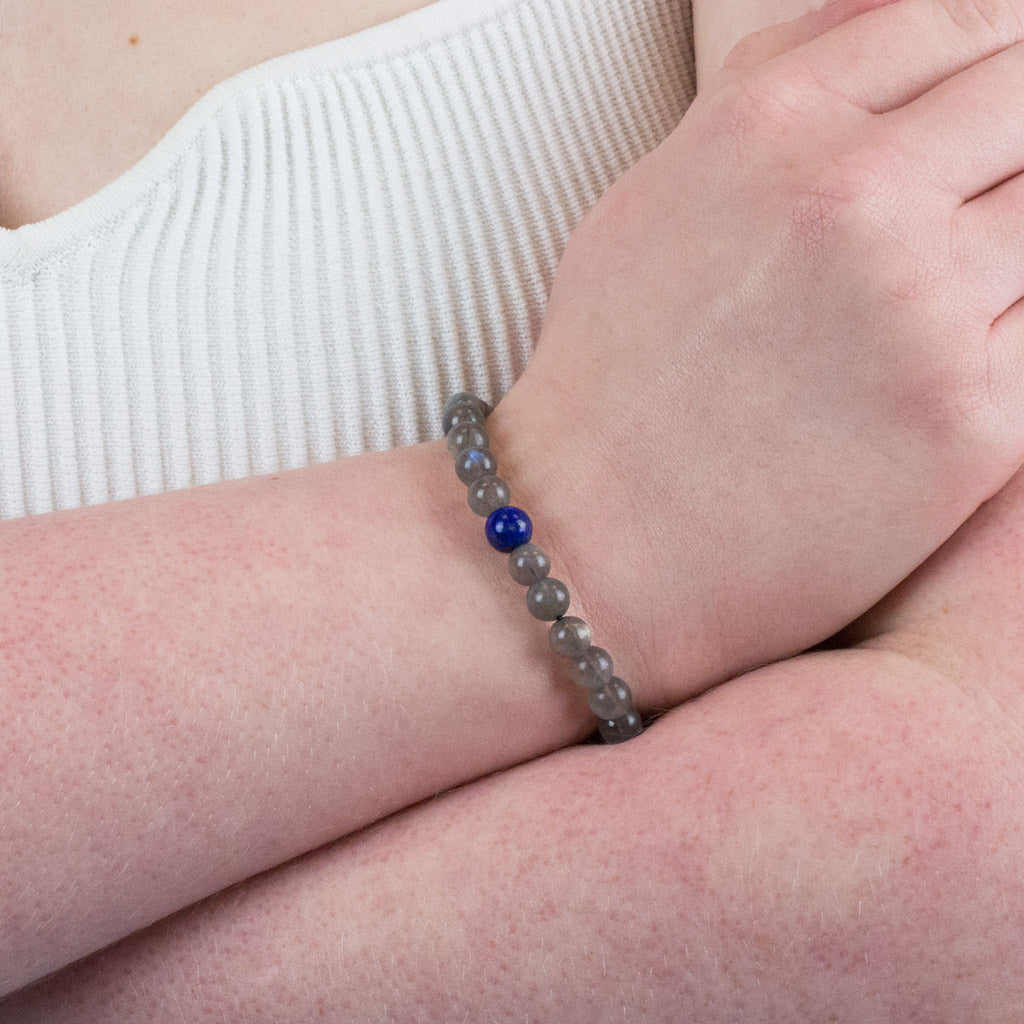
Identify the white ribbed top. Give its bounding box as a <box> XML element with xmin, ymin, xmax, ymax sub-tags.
<box><xmin>0</xmin><ymin>0</ymin><xmax>694</xmax><ymax>520</ymax></box>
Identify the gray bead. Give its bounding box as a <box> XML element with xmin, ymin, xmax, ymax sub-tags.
<box><xmin>468</xmin><ymin>476</ymin><xmax>511</xmax><ymax>517</ymax></box>
<box><xmin>569</xmin><ymin>646</ymin><xmax>613</xmax><ymax>689</ymax></box>
<box><xmin>443</xmin><ymin>402</ymin><xmax>487</xmax><ymax>435</ymax></box>
<box><xmin>508</xmin><ymin>543</ymin><xmax>550</xmax><ymax>585</ymax></box>
<box><xmin>442</xmin><ymin>392</ymin><xmax>490</xmax><ymax>434</ymax></box>
<box><xmin>597</xmin><ymin>709</ymin><xmax>643</xmax><ymax>744</ymax></box>
<box><xmin>442</xmin><ymin>391</ymin><xmax>479</xmax><ymax>413</ymax></box>
<box><xmin>548</xmin><ymin>616</ymin><xmax>592</xmax><ymax>657</ymax></box>
<box><xmin>447</xmin><ymin>421</ymin><xmax>489</xmax><ymax>457</ymax></box>
<box><xmin>588</xmin><ymin>677</ymin><xmax>632</xmax><ymax>719</ymax></box>
<box><xmin>454</xmin><ymin>448</ymin><xmax>497</xmax><ymax>485</ymax></box>
<box><xmin>526</xmin><ymin>578</ymin><xmax>570</xmax><ymax>620</ymax></box>
<box><xmin>448</xmin><ymin>406</ymin><xmax>486</xmax><ymax>434</ymax></box>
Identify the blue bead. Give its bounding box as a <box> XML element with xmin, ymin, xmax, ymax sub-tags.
<box><xmin>485</xmin><ymin>506</ymin><xmax>532</xmax><ymax>553</ymax></box>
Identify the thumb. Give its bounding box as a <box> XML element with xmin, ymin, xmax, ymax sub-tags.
<box><xmin>720</xmin><ymin>0</ymin><xmax>901</xmax><ymax>75</ymax></box>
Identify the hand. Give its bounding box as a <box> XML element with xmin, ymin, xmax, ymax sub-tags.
<box><xmin>490</xmin><ymin>0</ymin><xmax>1024</xmax><ymax>708</ymax></box>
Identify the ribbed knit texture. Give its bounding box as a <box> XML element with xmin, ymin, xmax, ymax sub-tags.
<box><xmin>0</xmin><ymin>0</ymin><xmax>695</xmax><ymax>520</ymax></box>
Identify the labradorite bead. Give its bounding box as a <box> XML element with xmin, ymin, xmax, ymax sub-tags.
<box><xmin>468</xmin><ymin>476</ymin><xmax>511</xmax><ymax>517</ymax></box>
<box><xmin>442</xmin><ymin>392</ymin><xmax>490</xmax><ymax>434</ymax></box>
<box><xmin>447</xmin><ymin>421</ymin><xmax>489</xmax><ymax>457</ymax></box>
<box><xmin>444</xmin><ymin>404</ymin><xmax>487</xmax><ymax>436</ymax></box>
<box><xmin>485</xmin><ymin>506</ymin><xmax>533</xmax><ymax>552</ymax></box>
<box><xmin>455</xmin><ymin>448</ymin><xmax>497</xmax><ymax>485</ymax></box>
<box><xmin>548</xmin><ymin>616</ymin><xmax>592</xmax><ymax>657</ymax></box>
<box><xmin>442</xmin><ymin>391</ymin><xmax>478</xmax><ymax>409</ymax></box>
<box><xmin>588</xmin><ymin>677</ymin><xmax>632</xmax><ymax>719</ymax></box>
<box><xmin>597</xmin><ymin>710</ymin><xmax>644</xmax><ymax>744</ymax></box>
<box><xmin>526</xmin><ymin>578</ymin><xmax>570</xmax><ymax>621</ymax></box>
<box><xmin>508</xmin><ymin>543</ymin><xmax>550</xmax><ymax>585</ymax></box>
<box><xmin>569</xmin><ymin>646</ymin><xmax>613</xmax><ymax>689</ymax></box>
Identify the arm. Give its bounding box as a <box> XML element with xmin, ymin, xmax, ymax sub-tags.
<box><xmin>15</xmin><ymin>407</ymin><xmax>1024</xmax><ymax>1022</ymax></box>
<box><xmin>0</xmin><ymin>437</ymin><xmax>612</xmax><ymax>996</ymax></box>
<box><xmin>7</xmin><ymin>0</ymin><xmax>1024</xmax><ymax>997</ymax></box>
<box><xmin>5</xmin><ymin>601</ymin><xmax>1020</xmax><ymax>1021</ymax></box>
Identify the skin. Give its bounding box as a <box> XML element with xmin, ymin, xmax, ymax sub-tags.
<box><xmin>693</xmin><ymin>0</ymin><xmax>821</xmax><ymax>83</ymax></box>
<box><xmin>0</xmin><ymin>441</ymin><xmax>614</xmax><ymax>995</ymax></box>
<box><xmin>5</xmin><ymin>0</ymin><xmax>1024</xmax><ymax>1015</ymax></box>
<box><xmin>5</xmin><ymin>482</ymin><xmax>1024</xmax><ymax>1021</ymax></box>
<box><xmin>0</xmin><ymin>0</ymin><xmax>435</xmax><ymax>229</ymax></box>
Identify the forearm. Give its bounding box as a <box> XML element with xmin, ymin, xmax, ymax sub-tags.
<box><xmin>6</xmin><ymin>649</ymin><xmax>1019</xmax><ymax>1023</ymax></box>
<box><xmin>0</xmin><ymin>433</ymin><xmax>604</xmax><ymax>996</ymax></box>
<box><xmin>0</xmin><ymin>361</ymin><xmax>961</xmax><ymax>1001</ymax></box>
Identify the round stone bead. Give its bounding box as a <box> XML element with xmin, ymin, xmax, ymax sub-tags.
<box><xmin>444</xmin><ymin>403</ymin><xmax>487</xmax><ymax>435</ymax></box>
<box><xmin>569</xmin><ymin>646</ymin><xmax>613</xmax><ymax>689</ymax></box>
<box><xmin>587</xmin><ymin>677</ymin><xmax>632</xmax><ymax>720</ymax></box>
<box><xmin>548</xmin><ymin>616</ymin><xmax>592</xmax><ymax>657</ymax></box>
<box><xmin>485</xmin><ymin>506</ymin><xmax>533</xmax><ymax>552</ymax></box>
<box><xmin>468</xmin><ymin>476</ymin><xmax>511</xmax><ymax>517</ymax></box>
<box><xmin>442</xmin><ymin>392</ymin><xmax>490</xmax><ymax>434</ymax></box>
<box><xmin>455</xmin><ymin>447</ymin><xmax>497</xmax><ymax>485</ymax></box>
<box><xmin>525</xmin><ymin>578</ymin><xmax>570</xmax><ymax>621</ymax></box>
<box><xmin>597</xmin><ymin>709</ymin><xmax>643</xmax><ymax>744</ymax></box>
<box><xmin>508</xmin><ymin>543</ymin><xmax>550</xmax><ymax>585</ymax></box>
<box><xmin>447</xmin><ymin>421</ymin><xmax>489</xmax><ymax>458</ymax></box>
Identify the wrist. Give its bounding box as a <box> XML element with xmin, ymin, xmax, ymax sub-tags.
<box><xmin>487</xmin><ymin>370</ymin><xmax>700</xmax><ymax>714</ymax></box>
<box><xmin>489</xmin><ymin>346</ymin><xmax>797</xmax><ymax>712</ymax></box>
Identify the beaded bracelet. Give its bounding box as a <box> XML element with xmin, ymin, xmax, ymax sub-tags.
<box><xmin>442</xmin><ymin>391</ymin><xmax>643</xmax><ymax>744</ymax></box>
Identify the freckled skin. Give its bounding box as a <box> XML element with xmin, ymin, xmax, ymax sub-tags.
<box><xmin>15</xmin><ymin>469</ymin><xmax>1024</xmax><ymax>1018</ymax></box>
<box><xmin>4</xmin><ymin>646</ymin><xmax>1022</xmax><ymax>1022</ymax></box>
<box><xmin>0</xmin><ymin>440</ymin><xmax>600</xmax><ymax>997</ymax></box>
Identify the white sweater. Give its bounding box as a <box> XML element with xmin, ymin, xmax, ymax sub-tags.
<box><xmin>0</xmin><ymin>0</ymin><xmax>695</xmax><ymax>520</ymax></box>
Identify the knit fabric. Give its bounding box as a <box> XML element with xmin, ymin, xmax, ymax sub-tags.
<box><xmin>0</xmin><ymin>0</ymin><xmax>695</xmax><ymax>520</ymax></box>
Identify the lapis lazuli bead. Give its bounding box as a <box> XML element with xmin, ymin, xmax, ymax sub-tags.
<box><xmin>485</xmin><ymin>506</ymin><xmax>532</xmax><ymax>553</ymax></box>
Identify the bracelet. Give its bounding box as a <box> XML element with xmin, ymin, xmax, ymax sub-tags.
<box><xmin>442</xmin><ymin>392</ymin><xmax>643</xmax><ymax>744</ymax></box>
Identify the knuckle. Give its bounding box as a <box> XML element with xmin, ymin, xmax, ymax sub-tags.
<box><xmin>888</xmin><ymin>214</ymin><xmax>964</xmax><ymax>308</ymax></box>
<box><xmin>864</xmin><ymin>237</ymin><xmax>1018</xmax><ymax>462</ymax></box>
<box><xmin>895</xmin><ymin>307</ymin><xmax>1016</xmax><ymax>461</ymax></box>
<box><xmin>884</xmin><ymin>227</ymin><xmax>955</xmax><ymax>305</ymax></box>
<box><xmin>709</xmin><ymin>67</ymin><xmax>813</xmax><ymax>145</ymax></box>
<box><xmin>783</xmin><ymin>143</ymin><xmax>906</xmax><ymax>263</ymax></box>
<box><xmin>946</xmin><ymin>334</ymin><xmax>1021</xmax><ymax>457</ymax></box>
<box><xmin>818</xmin><ymin>140</ymin><xmax>906</xmax><ymax>209</ymax></box>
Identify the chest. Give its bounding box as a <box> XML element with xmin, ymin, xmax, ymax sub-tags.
<box><xmin>0</xmin><ymin>0</ymin><xmax>431</xmax><ymax>229</ymax></box>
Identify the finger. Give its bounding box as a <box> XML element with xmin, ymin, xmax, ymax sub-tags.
<box><xmin>721</xmin><ymin>0</ymin><xmax>895</xmax><ymax>74</ymax></box>
<box><xmin>958</xmin><ymin>169</ymin><xmax>1024</xmax><ymax>317</ymax></box>
<box><xmin>881</xmin><ymin>40</ymin><xmax>1024</xmax><ymax>203</ymax></box>
<box><xmin>767</xmin><ymin>0</ymin><xmax>1024</xmax><ymax>113</ymax></box>
<box><xmin>695</xmin><ymin>0</ymin><xmax>820</xmax><ymax>85</ymax></box>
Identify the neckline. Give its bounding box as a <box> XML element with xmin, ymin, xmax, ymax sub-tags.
<box><xmin>0</xmin><ymin>0</ymin><xmax>531</xmax><ymax>277</ymax></box>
